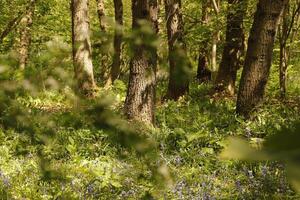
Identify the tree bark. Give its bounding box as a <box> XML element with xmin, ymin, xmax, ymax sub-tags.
<box><xmin>71</xmin><ymin>0</ymin><xmax>96</xmax><ymax>97</ymax></box>
<box><xmin>95</xmin><ymin>0</ymin><xmax>110</xmax><ymax>84</ymax></box>
<box><xmin>215</xmin><ymin>0</ymin><xmax>247</xmax><ymax>95</ymax></box>
<box><xmin>17</xmin><ymin>0</ymin><xmax>35</xmax><ymax>70</ymax></box>
<box><xmin>279</xmin><ymin>42</ymin><xmax>288</xmax><ymax>97</ymax></box>
<box><xmin>105</xmin><ymin>0</ymin><xmax>123</xmax><ymax>87</ymax></box>
<box><xmin>96</xmin><ymin>0</ymin><xmax>106</xmax><ymax>31</ymax></box>
<box><xmin>279</xmin><ymin>3</ymin><xmax>289</xmax><ymax>98</ymax></box>
<box><xmin>211</xmin><ymin>0</ymin><xmax>220</xmax><ymax>81</ymax></box>
<box><xmin>197</xmin><ymin>0</ymin><xmax>211</xmax><ymax>83</ymax></box>
<box><xmin>165</xmin><ymin>0</ymin><xmax>189</xmax><ymax>100</ymax></box>
<box><xmin>236</xmin><ymin>0</ymin><xmax>288</xmax><ymax>117</ymax></box>
<box><xmin>124</xmin><ymin>0</ymin><xmax>158</xmax><ymax>124</ymax></box>
<box><xmin>278</xmin><ymin>1</ymin><xmax>300</xmax><ymax>98</ymax></box>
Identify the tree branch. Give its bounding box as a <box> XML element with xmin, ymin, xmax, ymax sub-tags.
<box><xmin>0</xmin><ymin>0</ymin><xmax>36</xmax><ymax>44</ymax></box>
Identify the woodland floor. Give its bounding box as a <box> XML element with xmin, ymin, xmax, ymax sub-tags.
<box><xmin>0</xmin><ymin>80</ymin><xmax>300</xmax><ymax>199</ymax></box>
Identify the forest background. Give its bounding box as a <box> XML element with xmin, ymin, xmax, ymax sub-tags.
<box><xmin>0</xmin><ymin>0</ymin><xmax>300</xmax><ymax>199</ymax></box>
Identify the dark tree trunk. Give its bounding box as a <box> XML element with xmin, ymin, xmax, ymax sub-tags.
<box><xmin>197</xmin><ymin>0</ymin><xmax>211</xmax><ymax>83</ymax></box>
<box><xmin>215</xmin><ymin>0</ymin><xmax>247</xmax><ymax>95</ymax></box>
<box><xmin>17</xmin><ymin>0</ymin><xmax>35</xmax><ymax>70</ymax></box>
<box><xmin>236</xmin><ymin>0</ymin><xmax>288</xmax><ymax>117</ymax></box>
<box><xmin>71</xmin><ymin>0</ymin><xmax>96</xmax><ymax>97</ymax></box>
<box><xmin>105</xmin><ymin>0</ymin><xmax>123</xmax><ymax>87</ymax></box>
<box><xmin>124</xmin><ymin>0</ymin><xmax>158</xmax><ymax>124</ymax></box>
<box><xmin>165</xmin><ymin>0</ymin><xmax>190</xmax><ymax>100</ymax></box>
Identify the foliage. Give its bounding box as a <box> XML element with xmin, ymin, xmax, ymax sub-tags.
<box><xmin>1</xmin><ymin>0</ymin><xmax>300</xmax><ymax>199</ymax></box>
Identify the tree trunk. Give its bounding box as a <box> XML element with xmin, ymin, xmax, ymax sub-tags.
<box><xmin>96</xmin><ymin>0</ymin><xmax>106</xmax><ymax>31</ymax></box>
<box><xmin>278</xmin><ymin>1</ymin><xmax>300</xmax><ymax>98</ymax></box>
<box><xmin>17</xmin><ymin>0</ymin><xmax>35</xmax><ymax>70</ymax></box>
<box><xmin>0</xmin><ymin>0</ymin><xmax>36</xmax><ymax>44</ymax></box>
<box><xmin>95</xmin><ymin>0</ymin><xmax>110</xmax><ymax>84</ymax></box>
<box><xmin>105</xmin><ymin>0</ymin><xmax>123</xmax><ymax>87</ymax></box>
<box><xmin>197</xmin><ymin>0</ymin><xmax>211</xmax><ymax>83</ymax></box>
<box><xmin>236</xmin><ymin>0</ymin><xmax>288</xmax><ymax>117</ymax></box>
<box><xmin>71</xmin><ymin>0</ymin><xmax>96</xmax><ymax>97</ymax></box>
<box><xmin>165</xmin><ymin>0</ymin><xmax>189</xmax><ymax>100</ymax></box>
<box><xmin>124</xmin><ymin>0</ymin><xmax>158</xmax><ymax>124</ymax></box>
<box><xmin>211</xmin><ymin>0</ymin><xmax>220</xmax><ymax>81</ymax></box>
<box><xmin>211</xmin><ymin>32</ymin><xmax>218</xmax><ymax>79</ymax></box>
<box><xmin>279</xmin><ymin>43</ymin><xmax>288</xmax><ymax>98</ymax></box>
<box><xmin>215</xmin><ymin>0</ymin><xmax>247</xmax><ymax>95</ymax></box>
<box><xmin>279</xmin><ymin>3</ymin><xmax>289</xmax><ymax>98</ymax></box>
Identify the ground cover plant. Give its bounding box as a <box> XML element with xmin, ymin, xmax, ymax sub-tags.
<box><xmin>0</xmin><ymin>0</ymin><xmax>300</xmax><ymax>199</ymax></box>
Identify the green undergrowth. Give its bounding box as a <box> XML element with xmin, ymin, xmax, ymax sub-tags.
<box><xmin>0</xmin><ymin>81</ymin><xmax>300</xmax><ymax>199</ymax></box>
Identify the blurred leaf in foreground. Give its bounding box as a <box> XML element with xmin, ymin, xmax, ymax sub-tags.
<box><xmin>221</xmin><ymin>121</ymin><xmax>300</xmax><ymax>192</ymax></box>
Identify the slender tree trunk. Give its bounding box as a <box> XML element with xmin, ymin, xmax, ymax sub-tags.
<box><xmin>215</xmin><ymin>0</ymin><xmax>247</xmax><ymax>95</ymax></box>
<box><xmin>0</xmin><ymin>0</ymin><xmax>36</xmax><ymax>44</ymax></box>
<box><xmin>279</xmin><ymin>3</ymin><xmax>289</xmax><ymax>98</ymax></box>
<box><xmin>165</xmin><ymin>0</ymin><xmax>189</xmax><ymax>100</ymax></box>
<box><xmin>236</xmin><ymin>0</ymin><xmax>288</xmax><ymax>117</ymax></box>
<box><xmin>278</xmin><ymin>1</ymin><xmax>300</xmax><ymax>98</ymax></box>
<box><xmin>150</xmin><ymin>0</ymin><xmax>159</xmax><ymax>65</ymax></box>
<box><xmin>95</xmin><ymin>0</ymin><xmax>110</xmax><ymax>84</ymax></box>
<box><xmin>211</xmin><ymin>0</ymin><xmax>220</xmax><ymax>81</ymax></box>
<box><xmin>17</xmin><ymin>0</ymin><xmax>35</xmax><ymax>70</ymax></box>
<box><xmin>0</xmin><ymin>14</ymin><xmax>24</xmax><ymax>45</ymax></box>
<box><xmin>105</xmin><ymin>0</ymin><xmax>123</xmax><ymax>87</ymax></box>
<box><xmin>124</xmin><ymin>0</ymin><xmax>158</xmax><ymax>124</ymax></box>
<box><xmin>96</xmin><ymin>0</ymin><xmax>106</xmax><ymax>31</ymax></box>
<box><xmin>71</xmin><ymin>0</ymin><xmax>96</xmax><ymax>97</ymax></box>
<box><xmin>197</xmin><ymin>0</ymin><xmax>211</xmax><ymax>82</ymax></box>
<box><xmin>211</xmin><ymin>32</ymin><xmax>218</xmax><ymax>78</ymax></box>
<box><xmin>279</xmin><ymin>43</ymin><xmax>288</xmax><ymax>97</ymax></box>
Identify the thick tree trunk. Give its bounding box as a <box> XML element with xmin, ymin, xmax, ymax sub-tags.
<box><xmin>197</xmin><ymin>0</ymin><xmax>211</xmax><ymax>83</ymax></box>
<box><xmin>105</xmin><ymin>0</ymin><xmax>123</xmax><ymax>87</ymax></box>
<box><xmin>236</xmin><ymin>0</ymin><xmax>288</xmax><ymax>117</ymax></box>
<box><xmin>71</xmin><ymin>0</ymin><xmax>96</xmax><ymax>97</ymax></box>
<box><xmin>165</xmin><ymin>0</ymin><xmax>189</xmax><ymax>100</ymax></box>
<box><xmin>96</xmin><ymin>0</ymin><xmax>106</xmax><ymax>31</ymax></box>
<box><xmin>17</xmin><ymin>0</ymin><xmax>35</xmax><ymax>70</ymax></box>
<box><xmin>215</xmin><ymin>0</ymin><xmax>247</xmax><ymax>95</ymax></box>
<box><xmin>124</xmin><ymin>0</ymin><xmax>158</xmax><ymax>124</ymax></box>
